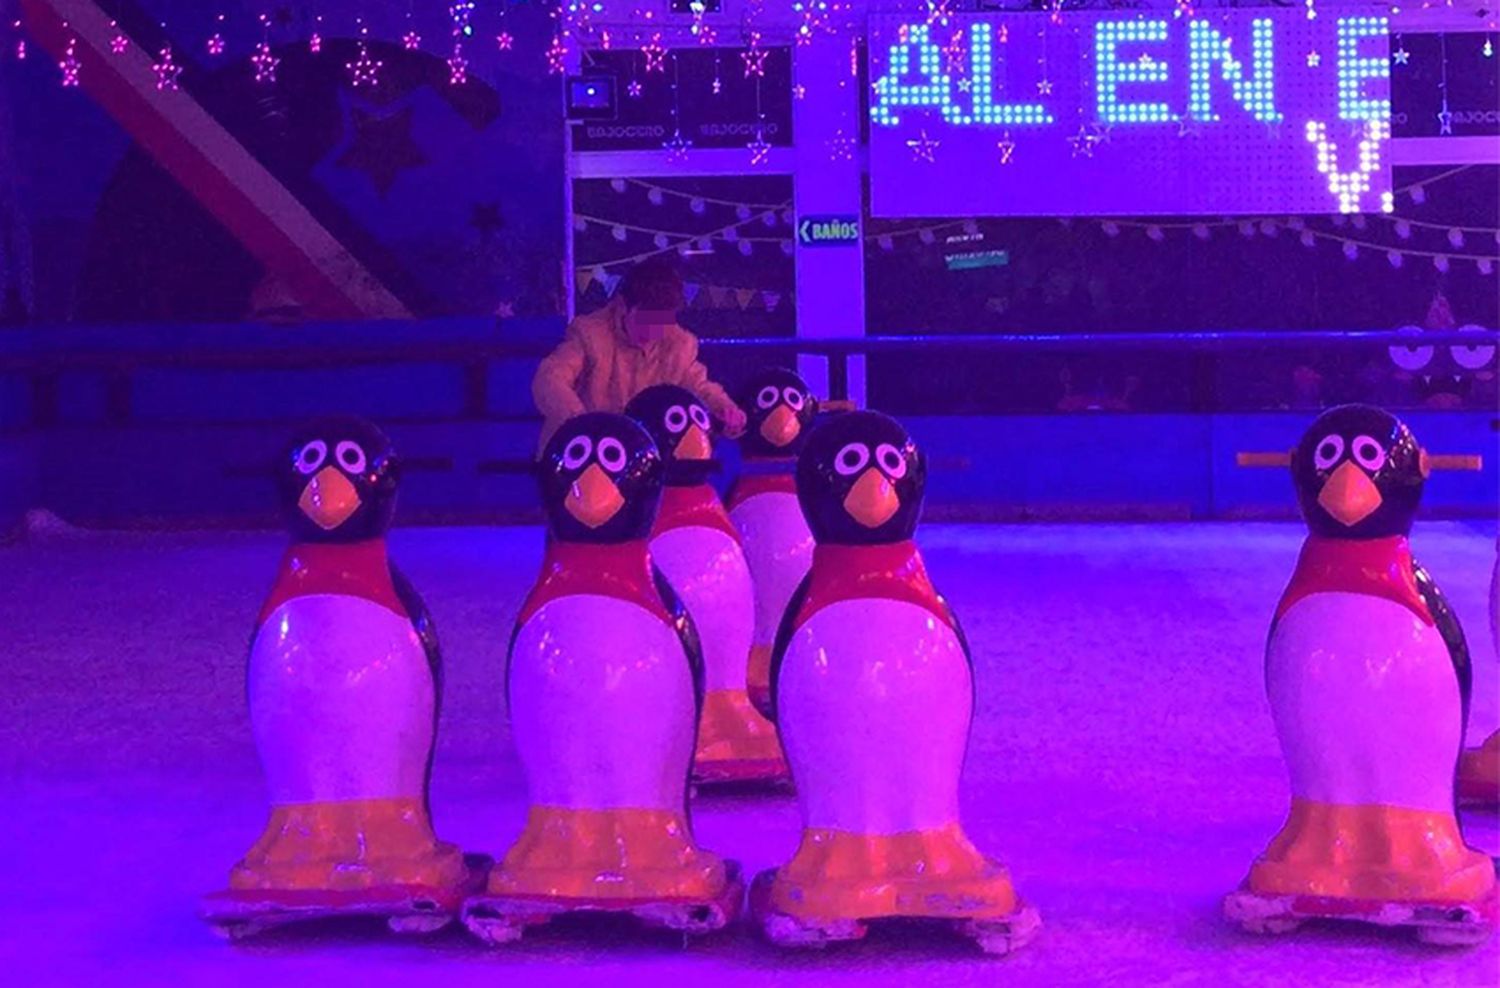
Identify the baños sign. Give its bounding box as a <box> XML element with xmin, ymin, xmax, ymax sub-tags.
<box><xmin>868</xmin><ymin>11</ymin><xmax>1392</xmax><ymax>217</ymax></box>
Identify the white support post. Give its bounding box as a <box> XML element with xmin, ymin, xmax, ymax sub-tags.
<box><xmin>791</xmin><ymin>39</ymin><xmax>867</xmax><ymax>407</ymax></box>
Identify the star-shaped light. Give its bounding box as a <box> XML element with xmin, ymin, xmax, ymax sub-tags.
<box><xmin>347</xmin><ymin>42</ymin><xmax>382</xmax><ymax>88</ymax></box>
<box><xmin>207</xmin><ymin>33</ymin><xmax>226</xmax><ymax>56</ymax></box>
<box><xmin>1306</xmin><ymin>50</ymin><xmax>1321</xmax><ymax>67</ymax></box>
<box><xmin>251</xmin><ymin>42</ymin><xmax>279</xmax><ymax>84</ymax></box>
<box><xmin>627</xmin><ymin>79</ymin><xmax>643</xmax><ymax>98</ymax></box>
<box><xmin>546</xmin><ymin>34</ymin><xmax>568</xmax><ymax>74</ymax></box>
<box><xmin>925</xmin><ymin>0</ymin><xmax>953</xmax><ymax>27</ymax></box>
<box><xmin>1137</xmin><ymin>53</ymin><xmax>1157</xmax><ymax>67</ymax></box>
<box><xmin>1037</xmin><ymin>79</ymin><xmax>1054</xmax><ymax>96</ymax></box>
<box><xmin>449</xmin><ymin>1</ymin><xmax>476</xmax><ymax>37</ymax></box>
<box><xmin>827</xmin><ymin>129</ymin><xmax>855</xmax><ymax>162</ymax></box>
<box><xmin>907</xmin><ymin>129</ymin><xmax>939</xmax><ymax>163</ymax></box>
<box><xmin>309</xmin><ymin>33</ymin><xmax>323</xmax><ymax>54</ymax></box>
<box><xmin>793</xmin><ymin>84</ymin><xmax>807</xmax><ymax>100</ymax></box>
<box><xmin>748</xmin><ymin>132</ymin><xmax>772</xmax><ymax>166</ymax></box>
<box><xmin>1392</xmin><ymin>47</ymin><xmax>1410</xmax><ymax>65</ymax></box>
<box><xmin>1176</xmin><ymin>114</ymin><xmax>1202</xmax><ymax>138</ymax></box>
<box><xmin>663</xmin><ymin>130</ymin><xmax>693</xmax><ymax>163</ymax></box>
<box><xmin>448</xmin><ymin>46</ymin><xmax>470</xmax><ymax>85</ymax></box>
<box><xmin>153</xmin><ymin>46</ymin><xmax>182</xmax><ymax>92</ymax></box>
<box><xmin>643</xmin><ymin>35</ymin><xmax>666</xmax><ymax>73</ymax></box>
<box><xmin>109</xmin><ymin>23</ymin><xmax>128</xmax><ymax>55</ymax></box>
<box><xmin>1438</xmin><ymin>107</ymin><xmax>1454</xmax><ymax>135</ymax></box>
<box><xmin>1068</xmin><ymin>126</ymin><xmax>1099</xmax><ymax>158</ymax></box>
<box><xmin>403</xmin><ymin>31</ymin><xmax>421</xmax><ymax>51</ymax></box>
<box><xmin>997</xmin><ymin>136</ymin><xmax>1016</xmax><ymax>165</ymax></box>
<box><xmin>712</xmin><ymin>76</ymin><xmax>722</xmax><ymax>95</ymax></box>
<box><xmin>496</xmin><ymin>32</ymin><xmax>514</xmax><ymax>52</ymax></box>
<box><xmin>957</xmin><ymin>77</ymin><xmax>973</xmax><ymax>93</ymax></box>
<box><xmin>59</xmin><ymin>38</ymin><xmax>80</xmax><ymax>87</ymax></box>
<box><xmin>742</xmin><ymin>45</ymin><xmax>768</xmax><ymax>78</ymax></box>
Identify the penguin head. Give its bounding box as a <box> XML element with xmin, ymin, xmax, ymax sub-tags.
<box><xmin>738</xmin><ymin>368</ymin><xmax>818</xmax><ymax>458</ymax></box>
<box><xmin>797</xmin><ymin>411</ymin><xmax>925</xmax><ymax>545</ymax></box>
<box><xmin>1293</xmin><ymin>404</ymin><xmax>1425</xmax><ymax>539</ymax></box>
<box><xmin>624</xmin><ymin>384</ymin><xmax>716</xmax><ymax>486</ymax></box>
<box><xmin>281</xmin><ymin>415</ymin><xmax>398</xmax><ymax>542</ymax></box>
<box><xmin>539</xmin><ymin>413</ymin><xmax>663</xmax><ymax>543</ymax></box>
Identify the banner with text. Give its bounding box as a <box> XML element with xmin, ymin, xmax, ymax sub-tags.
<box><xmin>868</xmin><ymin>11</ymin><xmax>1393</xmax><ymax>217</ymax></box>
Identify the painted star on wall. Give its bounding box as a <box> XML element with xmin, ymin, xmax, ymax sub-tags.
<box><xmin>336</xmin><ymin>104</ymin><xmax>428</xmax><ymax>196</ymax></box>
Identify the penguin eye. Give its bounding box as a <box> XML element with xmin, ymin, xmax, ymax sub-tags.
<box><xmin>833</xmin><ymin>442</ymin><xmax>871</xmax><ymax>477</ymax></box>
<box><xmin>1351</xmin><ymin>435</ymin><xmax>1387</xmax><ymax>472</ymax></box>
<box><xmin>664</xmin><ymin>406</ymin><xmax>689</xmax><ymax>433</ymax></box>
<box><xmin>335</xmin><ymin>441</ymin><xmax>367</xmax><ymax>474</ymax></box>
<box><xmin>561</xmin><ymin>436</ymin><xmax>593</xmax><ymax>470</ymax></box>
<box><xmin>1388</xmin><ymin>327</ymin><xmax>1435</xmax><ymax>372</ymax></box>
<box><xmin>597</xmin><ymin>437</ymin><xmax>628</xmax><ymax>473</ymax></box>
<box><xmin>1311</xmin><ymin>434</ymin><xmax>1345</xmax><ymax>471</ymax></box>
<box><xmin>783</xmin><ymin>388</ymin><xmax>806</xmax><ymax>411</ymax></box>
<box><xmin>689</xmin><ymin>405</ymin><xmax>712</xmax><ymax>430</ymax></box>
<box><xmin>756</xmin><ymin>385</ymin><xmax>780</xmax><ymax>410</ymax></box>
<box><xmin>875</xmin><ymin>443</ymin><xmax>908</xmax><ymax>479</ymax></box>
<box><xmin>295</xmin><ymin>440</ymin><xmax>328</xmax><ymax>475</ymax></box>
<box><xmin>1451</xmin><ymin>327</ymin><xmax>1496</xmax><ymax>370</ymax></box>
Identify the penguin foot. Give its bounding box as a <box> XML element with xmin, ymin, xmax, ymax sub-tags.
<box><xmin>693</xmin><ymin>690</ymin><xmax>789</xmax><ymax>785</ymax></box>
<box><xmin>1247</xmin><ymin>799</ymin><xmax>1496</xmax><ymax>904</ymax></box>
<box><xmin>227</xmin><ymin>798</ymin><xmax>471</xmax><ymax>892</ymax></box>
<box><xmin>488</xmin><ymin>806</ymin><xmax>729</xmax><ymax>902</ymax></box>
<box><xmin>1458</xmin><ymin>732</ymin><xmax>1500</xmax><ymax>808</ymax></box>
<box><xmin>1223</xmin><ymin>879</ymin><xmax>1498</xmax><ymax>947</ymax></box>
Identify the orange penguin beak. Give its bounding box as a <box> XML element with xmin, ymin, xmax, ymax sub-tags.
<box><xmin>673</xmin><ymin>425</ymin><xmax>712</xmax><ymax>461</ymax></box>
<box><xmin>760</xmin><ymin>406</ymin><xmax>801</xmax><ymax>448</ymax></box>
<box><xmin>298</xmin><ymin>466</ymin><xmax>362</xmax><ymax>531</ymax></box>
<box><xmin>566</xmin><ymin>463</ymin><xmax>626</xmax><ymax>528</ymax></box>
<box><xmin>1317</xmin><ymin>460</ymin><xmax>1383</xmax><ymax>527</ymax></box>
<box><xmin>843</xmin><ymin>468</ymin><xmax>900</xmax><ymax>529</ymax></box>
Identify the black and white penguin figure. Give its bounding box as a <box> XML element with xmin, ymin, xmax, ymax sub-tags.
<box><xmin>726</xmin><ymin>368</ymin><xmax>820</xmax><ymax>714</ymax></box>
<box><xmin>625</xmin><ymin>386</ymin><xmax>785</xmax><ymax>783</ymax></box>
<box><xmin>479</xmin><ymin>413</ymin><xmax>735</xmax><ymax>916</ymax></box>
<box><xmin>208</xmin><ymin>416</ymin><xmax>472</xmax><ymax>932</ymax></box>
<box><xmin>1231</xmin><ymin>404</ymin><xmax>1494</xmax><ymax>932</ymax></box>
<box><xmin>754</xmin><ymin>412</ymin><xmax>1037</xmax><ymax>951</ymax></box>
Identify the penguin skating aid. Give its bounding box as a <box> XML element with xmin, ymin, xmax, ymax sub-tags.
<box><xmin>1224</xmin><ymin>405</ymin><xmax>1497</xmax><ymax>946</ymax></box>
<box><xmin>750</xmin><ymin>412</ymin><xmax>1040</xmax><ymax>955</ymax></box>
<box><xmin>626</xmin><ymin>386</ymin><xmax>787</xmax><ymax>785</ymax></box>
<box><xmin>728</xmin><ymin>369</ymin><xmax>820</xmax><ymax>716</ymax></box>
<box><xmin>201</xmin><ymin>417</ymin><xmax>486</xmax><ymax>940</ymax></box>
<box><xmin>462</xmin><ymin>414</ymin><xmax>742</xmax><ymax>944</ymax></box>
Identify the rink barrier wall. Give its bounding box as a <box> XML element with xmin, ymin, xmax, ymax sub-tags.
<box><xmin>0</xmin><ymin>321</ymin><xmax>1495</xmax><ymax>529</ymax></box>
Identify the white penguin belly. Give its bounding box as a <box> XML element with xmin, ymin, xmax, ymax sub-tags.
<box><xmin>509</xmin><ymin>595</ymin><xmax>695</xmax><ymax>811</ymax></box>
<box><xmin>730</xmin><ymin>492</ymin><xmax>814</xmax><ymax>646</ymax></box>
<box><xmin>1268</xmin><ymin>592</ymin><xmax>1461</xmax><ymax>812</ymax></box>
<box><xmin>250</xmin><ymin>595</ymin><xmax>434</xmax><ymax>806</ymax></box>
<box><xmin>651</xmin><ymin>526</ymin><xmax>755</xmax><ymax>692</ymax></box>
<box><xmin>778</xmin><ymin>599</ymin><xmax>971</xmax><ymax>833</ymax></box>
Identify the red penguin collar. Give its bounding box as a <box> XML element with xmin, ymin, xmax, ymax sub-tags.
<box><xmin>653</xmin><ymin>484</ymin><xmax>741</xmax><ymax>543</ymax></box>
<box><xmin>1275</xmin><ymin>534</ymin><xmax>1433</xmax><ymax>627</ymax></box>
<box><xmin>517</xmin><ymin>539</ymin><xmax>671</xmax><ymax>627</ymax></box>
<box><xmin>791</xmin><ymin>541</ymin><xmax>956</xmax><ymax>635</ymax></box>
<box><xmin>258</xmin><ymin>539</ymin><xmax>404</xmax><ymax>625</ymax></box>
<box><xmin>727</xmin><ymin>462</ymin><xmax>798</xmax><ymax>512</ymax></box>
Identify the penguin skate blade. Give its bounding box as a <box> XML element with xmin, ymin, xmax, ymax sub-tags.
<box><xmin>749</xmin><ymin>869</ymin><xmax>1041</xmax><ymax>955</ymax></box>
<box><xmin>461</xmin><ymin>861</ymin><xmax>745</xmax><ymax>946</ymax></box>
<box><xmin>1223</xmin><ymin>883</ymin><xmax>1498</xmax><ymax>947</ymax></box>
<box><xmin>201</xmin><ymin>853</ymin><xmax>491</xmax><ymax>942</ymax></box>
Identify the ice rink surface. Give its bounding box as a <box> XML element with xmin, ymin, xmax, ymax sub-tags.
<box><xmin>3</xmin><ymin>521</ymin><xmax>1497</xmax><ymax>987</ymax></box>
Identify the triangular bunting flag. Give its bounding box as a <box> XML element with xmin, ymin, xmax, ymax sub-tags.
<box><xmin>683</xmin><ymin>282</ymin><xmax>702</xmax><ymax>306</ymax></box>
<box><xmin>604</xmin><ymin>273</ymin><xmax>623</xmax><ymax>295</ymax></box>
<box><xmin>735</xmin><ymin>289</ymin><xmax>756</xmax><ymax>310</ymax></box>
<box><xmin>576</xmin><ymin>270</ymin><xmax>595</xmax><ymax>294</ymax></box>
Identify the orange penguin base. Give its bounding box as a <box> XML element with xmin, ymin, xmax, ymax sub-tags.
<box><xmin>693</xmin><ymin>689</ymin><xmax>788</xmax><ymax>784</ymax></box>
<box><xmin>229</xmin><ymin>797</ymin><xmax>470</xmax><ymax>892</ymax></box>
<box><xmin>1458</xmin><ymin>732</ymin><xmax>1500</xmax><ymax>807</ymax></box>
<box><xmin>767</xmin><ymin>824</ymin><xmax>1021</xmax><ymax>922</ymax></box>
<box><xmin>1246</xmin><ymin>799</ymin><xmax>1495</xmax><ymax>904</ymax></box>
<box><xmin>486</xmin><ymin>806</ymin><xmax>728</xmax><ymax>902</ymax></box>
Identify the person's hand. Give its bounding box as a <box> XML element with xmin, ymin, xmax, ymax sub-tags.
<box><xmin>721</xmin><ymin>404</ymin><xmax>748</xmax><ymax>438</ymax></box>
